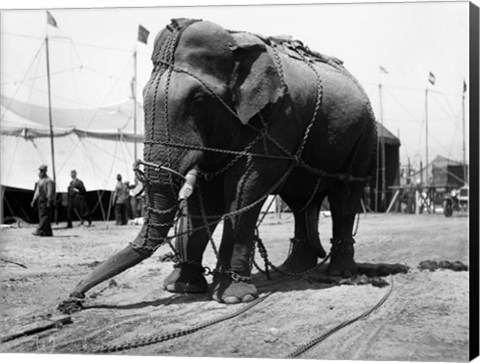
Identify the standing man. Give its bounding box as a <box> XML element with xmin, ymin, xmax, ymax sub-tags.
<box><xmin>30</xmin><ymin>165</ymin><xmax>56</xmax><ymax>236</ymax></box>
<box><xmin>112</xmin><ymin>174</ymin><xmax>128</xmax><ymax>225</ymax></box>
<box><xmin>67</xmin><ymin>170</ymin><xmax>92</xmax><ymax>228</ymax></box>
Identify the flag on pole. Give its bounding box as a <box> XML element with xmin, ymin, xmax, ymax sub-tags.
<box><xmin>138</xmin><ymin>25</ymin><xmax>150</xmax><ymax>44</ymax></box>
<box><xmin>428</xmin><ymin>71</ymin><xmax>436</xmax><ymax>85</ymax></box>
<box><xmin>379</xmin><ymin>65</ymin><xmax>389</xmax><ymax>74</ymax></box>
<box><xmin>463</xmin><ymin>80</ymin><xmax>467</xmax><ymax>93</ymax></box>
<box><xmin>46</xmin><ymin>11</ymin><xmax>58</xmax><ymax>28</ymax></box>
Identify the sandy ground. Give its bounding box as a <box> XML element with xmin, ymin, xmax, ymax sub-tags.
<box><xmin>0</xmin><ymin>211</ymin><xmax>470</xmax><ymax>361</ymax></box>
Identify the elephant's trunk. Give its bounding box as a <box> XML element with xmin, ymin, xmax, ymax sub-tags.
<box><xmin>69</xmin><ymin>176</ymin><xmax>180</xmax><ymax>299</ymax></box>
<box><xmin>70</xmin><ymin>245</ymin><xmax>149</xmax><ymax>298</ymax></box>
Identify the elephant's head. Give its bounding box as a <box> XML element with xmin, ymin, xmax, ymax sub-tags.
<box><xmin>140</xmin><ymin>18</ymin><xmax>287</xmax><ymax>248</ymax></box>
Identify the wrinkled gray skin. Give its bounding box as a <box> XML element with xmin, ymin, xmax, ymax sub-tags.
<box><xmin>65</xmin><ymin>19</ymin><xmax>376</xmax><ymax>305</ymax></box>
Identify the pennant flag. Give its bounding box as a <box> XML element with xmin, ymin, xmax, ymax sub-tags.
<box><xmin>138</xmin><ymin>25</ymin><xmax>150</xmax><ymax>44</ymax></box>
<box><xmin>463</xmin><ymin>80</ymin><xmax>467</xmax><ymax>93</ymax></box>
<box><xmin>428</xmin><ymin>71</ymin><xmax>436</xmax><ymax>85</ymax></box>
<box><xmin>46</xmin><ymin>11</ymin><xmax>58</xmax><ymax>28</ymax></box>
<box><xmin>379</xmin><ymin>65</ymin><xmax>389</xmax><ymax>74</ymax></box>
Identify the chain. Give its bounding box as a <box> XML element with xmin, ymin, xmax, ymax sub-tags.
<box><xmin>253</xmin><ymin>234</ymin><xmax>331</xmax><ymax>279</ymax></box>
<box><xmin>271</xmin><ymin>44</ymin><xmax>286</xmax><ymax>88</ymax></box>
<box><xmin>92</xmin><ymin>290</ymin><xmax>276</xmax><ymax>353</ymax></box>
<box><xmin>254</xmin><ymin>233</ymin><xmax>271</xmax><ymax>280</ymax></box>
<box><xmin>159</xmin><ymin>200</ymin><xmax>213</xmax><ymax>272</ymax></box>
<box><xmin>286</xmin><ymin>276</ymin><xmax>394</xmax><ymax>358</ymax></box>
<box><xmin>197</xmin><ymin>185</ymin><xmax>219</xmax><ymax>258</ymax></box>
<box><xmin>173</xmin><ymin>259</ymin><xmax>204</xmax><ymax>269</ymax></box>
<box><xmin>164</xmin><ymin>29</ymin><xmax>180</xmax><ymax>197</ymax></box>
<box><xmin>152</xmin><ymin>162</ymin><xmax>295</xmax><ymax>245</ymax></box>
<box><xmin>146</xmin><ymin>205</ymin><xmax>177</xmax><ymax>215</ymax></box>
<box><xmin>148</xmin><ymin>221</ymin><xmax>175</xmax><ymax>228</ymax></box>
<box><xmin>144</xmin><ymin>45</ymin><xmax>166</xmax><ymax>244</ymax></box>
<box><xmin>144</xmin><ymin>139</ymin><xmax>295</xmax><ymax>161</ymax></box>
<box><xmin>211</xmin><ymin>266</ymin><xmax>252</xmax><ymax>283</ymax></box>
<box><xmin>141</xmin><ymin>23</ymin><xmax>370</xmax><ymax>275</ymax></box>
<box><xmin>256</xmin><ymin>194</ymin><xmax>278</xmax><ymax>228</ymax></box>
<box><xmin>198</xmin><ymin>132</ymin><xmax>266</xmax><ymax>180</ymax></box>
<box><xmin>221</xmin><ymin>163</ymin><xmax>295</xmax><ymax>220</ymax></box>
<box><xmin>296</xmin><ymin>54</ymin><xmax>323</xmax><ymax>158</ymax></box>
<box><xmin>297</xmin><ymin>176</ymin><xmax>323</xmax><ymax>214</ymax></box>
<box><xmin>155</xmin><ymin>58</ymin><xmax>241</xmax><ymax>122</ymax></box>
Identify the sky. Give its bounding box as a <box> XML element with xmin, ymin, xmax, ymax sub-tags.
<box><xmin>0</xmin><ymin>0</ymin><xmax>473</xmax><ymax>172</ymax></box>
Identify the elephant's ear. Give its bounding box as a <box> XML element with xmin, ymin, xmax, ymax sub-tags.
<box><xmin>229</xmin><ymin>33</ymin><xmax>287</xmax><ymax>125</ymax></box>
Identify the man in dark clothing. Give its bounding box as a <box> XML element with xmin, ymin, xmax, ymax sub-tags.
<box><xmin>67</xmin><ymin>170</ymin><xmax>92</xmax><ymax>228</ymax></box>
<box><xmin>30</xmin><ymin>165</ymin><xmax>56</xmax><ymax>237</ymax></box>
<box><xmin>112</xmin><ymin>174</ymin><xmax>128</xmax><ymax>225</ymax></box>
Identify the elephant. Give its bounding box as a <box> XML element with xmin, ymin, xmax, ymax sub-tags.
<box><xmin>58</xmin><ymin>18</ymin><xmax>377</xmax><ymax>310</ymax></box>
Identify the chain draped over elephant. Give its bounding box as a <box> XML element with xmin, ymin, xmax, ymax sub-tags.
<box><xmin>59</xmin><ymin>18</ymin><xmax>377</xmax><ymax>309</ymax></box>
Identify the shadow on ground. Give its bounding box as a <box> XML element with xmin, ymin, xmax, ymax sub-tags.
<box><xmin>254</xmin><ymin>261</ymin><xmax>410</xmax><ymax>294</ymax></box>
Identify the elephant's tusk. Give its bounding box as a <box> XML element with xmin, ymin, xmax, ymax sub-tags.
<box><xmin>178</xmin><ymin>169</ymin><xmax>197</xmax><ymax>201</ymax></box>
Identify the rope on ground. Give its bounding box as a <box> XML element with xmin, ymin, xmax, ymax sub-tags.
<box><xmin>286</xmin><ymin>275</ymin><xmax>394</xmax><ymax>358</ymax></box>
<box><xmin>92</xmin><ymin>290</ymin><xmax>276</xmax><ymax>353</ymax></box>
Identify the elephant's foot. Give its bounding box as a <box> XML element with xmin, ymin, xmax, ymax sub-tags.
<box><xmin>163</xmin><ymin>263</ymin><xmax>207</xmax><ymax>293</ymax></box>
<box><xmin>280</xmin><ymin>238</ymin><xmax>318</xmax><ymax>273</ymax></box>
<box><xmin>210</xmin><ymin>272</ymin><xmax>258</xmax><ymax>304</ymax></box>
<box><xmin>327</xmin><ymin>238</ymin><xmax>358</xmax><ymax>278</ymax></box>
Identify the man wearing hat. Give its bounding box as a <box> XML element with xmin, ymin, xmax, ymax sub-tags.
<box><xmin>30</xmin><ymin>164</ymin><xmax>56</xmax><ymax>236</ymax></box>
<box><xmin>112</xmin><ymin>174</ymin><xmax>129</xmax><ymax>225</ymax></box>
<box><xmin>66</xmin><ymin>170</ymin><xmax>92</xmax><ymax>228</ymax></box>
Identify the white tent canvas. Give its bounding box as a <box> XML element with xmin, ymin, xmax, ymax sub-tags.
<box><xmin>1</xmin><ymin>98</ymin><xmax>144</xmax><ymax>192</ymax></box>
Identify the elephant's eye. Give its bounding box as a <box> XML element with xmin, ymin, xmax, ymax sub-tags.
<box><xmin>192</xmin><ymin>93</ymin><xmax>206</xmax><ymax>104</ymax></box>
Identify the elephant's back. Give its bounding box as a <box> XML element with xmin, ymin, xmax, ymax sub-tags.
<box><xmin>281</xmin><ymin>53</ymin><xmax>371</xmax><ymax>121</ymax></box>
<box><xmin>281</xmin><ymin>53</ymin><xmax>376</xmax><ymax>176</ymax></box>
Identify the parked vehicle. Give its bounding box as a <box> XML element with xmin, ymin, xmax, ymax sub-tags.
<box><xmin>443</xmin><ymin>185</ymin><xmax>469</xmax><ymax>217</ymax></box>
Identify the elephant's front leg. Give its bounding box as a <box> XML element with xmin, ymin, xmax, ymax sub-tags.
<box><xmin>211</xmin><ymin>159</ymin><xmax>290</xmax><ymax>303</ymax></box>
<box><xmin>211</xmin><ymin>203</ymin><xmax>263</xmax><ymax>304</ymax></box>
<box><xmin>164</xmin><ymin>179</ymin><xmax>224</xmax><ymax>293</ymax></box>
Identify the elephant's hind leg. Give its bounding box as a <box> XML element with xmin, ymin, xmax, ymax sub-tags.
<box><xmin>327</xmin><ymin>181</ymin><xmax>364</xmax><ymax>277</ymax></box>
<box><xmin>279</xmin><ymin>194</ymin><xmax>326</xmax><ymax>273</ymax></box>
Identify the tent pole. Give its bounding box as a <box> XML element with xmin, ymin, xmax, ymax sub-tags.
<box><xmin>0</xmin><ymin>185</ymin><xmax>3</xmax><ymax>223</ymax></box>
<box><xmin>425</xmin><ymin>88</ymin><xmax>429</xmax><ymax>186</ymax></box>
<box><xmin>45</xmin><ymin>36</ymin><xmax>56</xmax><ymax>184</ymax></box>
<box><xmin>374</xmin><ymin>132</ymin><xmax>379</xmax><ymax>213</ymax></box>
<box><xmin>378</xmin><ymin>81</ymin><xmax>386</xmax><ymax>210</ymax></box>
<box><xmin>133</xmin><ymin>49</ymin><xmax>138</xmax><ymax>162</ymax></box>
<box><xmin>96</xmin><ymin>190</ymin><xmax>106</xmax><ymax>221</ymax></box>
<box><xmin>106</xmin><ymin>192</ymin><xmax>113</xmax><ymax>222</ymax></box>
<box><xmin>462</xmin><ymin>89</ymin><xmax>467</xmax><ymax>184</ymax></box>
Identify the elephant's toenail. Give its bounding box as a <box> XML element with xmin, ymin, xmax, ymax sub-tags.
<box><xmin>223</xmin><ymin>296</ymin><xmax>241</xmax><ymax>304</ymax></box>
<box><xmin>241</xmin><ymin>294</ymin><xmax>255</xmax><ymax>302</ymax></box>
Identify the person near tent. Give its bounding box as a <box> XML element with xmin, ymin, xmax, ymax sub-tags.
<box><xmin>66</xmin><ymin>170</ymin><xmax>92</xmax><ymax>228</ymax></box>
<box><xmin>112</xmin><ymin>174</ymin><xmax>128</xmax><ymax>225</ymax></box>
<box><xmin>30</xmin><ymin>164</ymin><xmax>56</xmax><ymax>237</ymax></box>
<box><xmin>129</xmin><ymin>176</ymin><xmax>144</xmax><ymax>223</ymax></box>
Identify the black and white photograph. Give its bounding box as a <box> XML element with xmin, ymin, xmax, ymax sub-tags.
<box><xmin>1</xmin><ymin>0</ymin><xmax>478</xmax><ymax>362</ymax></box>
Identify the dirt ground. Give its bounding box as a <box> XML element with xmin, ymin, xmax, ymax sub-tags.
<box><xmin>0</xmin><ymin>211</ymin><xmax>471</xmax><ymax>361</ymax></box>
